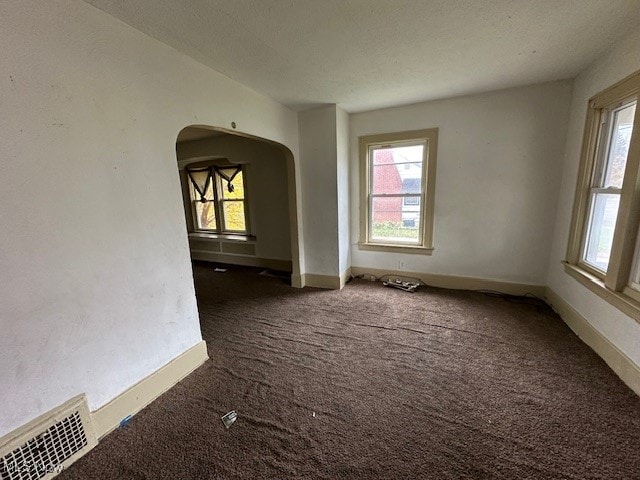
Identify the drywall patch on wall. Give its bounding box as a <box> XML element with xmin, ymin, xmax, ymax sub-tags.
<box><xmin>350</xmin><ymin>81</ymin><xmax>573</xmax><ymax>285</ymax></box>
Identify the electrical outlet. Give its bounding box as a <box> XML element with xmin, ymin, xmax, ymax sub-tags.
<box><xmin>397</xmin><ymin>260</ymin><xmax>406</xmax><ymax>271</ymax></box>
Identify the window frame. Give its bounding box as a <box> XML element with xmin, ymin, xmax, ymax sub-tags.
<box><xmin>403</xmin><ymin>196</ymin><xmax>420</xmax><ymax>206</ymax></box>
<box><xmin>579</xmin><ymin>98</ymin><xmax>635</xmax><ymax>274</ymax></box>
<box><xmin>358</xmin><ymin>128</ymin><xmax>438</xmax><ymax>255</ymax></box>
<box><xmin>187</xmin><ymin>164</ymin><xmax>250</xmax><ymax>236</ymax></box>
<box><xmin>216</xmin><ymin>170</ymin><xmax>249</xmax><ymax>234</ymax></box>
<box><xmin>565</xmin><ymin>70</ymin><xmax>640</xmax><ymax>322</ymax></box>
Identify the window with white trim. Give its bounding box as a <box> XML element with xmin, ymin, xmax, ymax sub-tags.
<box><xmin>565</xmin><ymin>71</ymin><xmax>640</xmax><ymax>319</ymax></box>
<box><xmin>359</xmin><ymin>129</ymin><xmax>438</xmax><ymax>254</ymax></box>
<box><xmin>186</xmin><ymin>164</ymin><xmax>249</xmax><ymax>234</ymax></box>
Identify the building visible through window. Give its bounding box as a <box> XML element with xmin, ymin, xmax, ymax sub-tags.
<box><xmin>369</xmin><ymin>144</ymin><xmax>423</xmax><ymax>243</ymax></box>
<box><xmin>359</xmin><ymin>129</ymin><xmax>438</xmax><ymax>253</ymax></box>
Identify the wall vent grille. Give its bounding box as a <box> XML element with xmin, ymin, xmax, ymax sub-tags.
<box><xmin>0</xmin><ymin>395</ymin><xmax>97</xmax><ymax>480</ymax></box>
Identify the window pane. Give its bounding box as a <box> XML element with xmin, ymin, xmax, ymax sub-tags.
<box><xmin>221</xmin><ymin>170</ymin><xmax>245</xmax><ymax>200</ymax></box>
<box><xmin>603</xmin><ymin>102</ymin><xmax>636</xmax><ymax>188</ymax></box>
<box><xmin>195</xmin><ymin>200</ymin><xmax>216</xmax><ymax>230</ymax></box>
<box><xmin>223</xmin><ymin>201</ymin><xmax>246</xmax><ymax>231</ymax></box>
<box><xmin>372</xmin><ymin>144</ymin><xmax>424</xmax><ymax>165</ymax></box>
<box><xmin>371</xmin><ymin>145</ymin><xmax>423</xmax><ymax>195</ymax></box>
<box><xmin>583</xmin><ymin>193</ymin><xmax>620</xmax><ymax>271</ymax></box>
<box><xmin>370</xmin><ymin>196</ymin><xmax>420</xmax><ymax>243</ymax></box>
<box><xmin>189</xmin><ymin>171</ymin><xmax>214</xmax><ymax>201</ymax></box>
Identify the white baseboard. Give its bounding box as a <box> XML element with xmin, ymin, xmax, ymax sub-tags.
<box><xmin>91</xmin><ymin>341</ymin><xmax>209</xmax><ymax>438</ymax></box>
<box><xmin>545</xmin><ymin>287</ymin><xmax>640</xmax><ymax>397</ymax></box>
<box><xmin>340</xmin><ymin>267</ymin><xmax>352</xmax><ymax>289</ymax></box>
<box><xmin>303</xmin><ymin>273</ymin><xmax>342</xmax><ymax>289</ymax></box>
<box><xmin>191</xmin><ymin>251</ymin><xmax>292</xmax><ymax>272</ymax></box>
<box><xmin>291</xmin><ymin>273</ymin><xmax>304</xmax><ymax>288</ymax></box>
<box><xmin>350</xmin><ymin>266</ymin><xmax>546</xmax><ymax>297</ymax></box>
<box><xmin>301</xmin><ymin>269</ymin><xmax>352</xmax><ymax>290</ymax></box>
<box><xmin>302</xmin><ymin>267</ymin><xmax>543</xmax><ymax>294</ymax></box>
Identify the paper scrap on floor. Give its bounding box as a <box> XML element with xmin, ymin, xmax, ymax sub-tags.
<box><xmin>221</xmin><ymin>410</ymin><xmax>237</xmax><ymax>428</ymax></box>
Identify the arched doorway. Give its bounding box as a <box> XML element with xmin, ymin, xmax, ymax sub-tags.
<box><xmin>175</xmin><ymin>125</ymin><xmax>302</xmax><ymax>286</ymax></box>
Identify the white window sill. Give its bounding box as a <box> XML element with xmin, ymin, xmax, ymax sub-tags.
<box><xmin>563</xmin><ymin>261</ymin><xmax>640</xmax><ymax>323</ymax></box>
<box><xmin>358</xmin><ymin>242</ymin><xmax>433</xmax><ymax>255</ymax></box>
<box><xmin>189</xmin><ymin>232</ymin><xmax>256</xmax><ymax>243</ymax></box>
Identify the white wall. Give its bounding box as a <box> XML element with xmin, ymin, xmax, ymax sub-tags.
<box><xmin>298</xmin><ymin>106</ymin><xmax>340</xmax><ymax>277</ymax></box>
<box><xmin>336</xmin><ymin>107</ymin><xmax>351</xmax><ymax>276</ymax></box>
<box><xmin>547</xmin><ymin>27</ymin><xmax>640</xmax><ymax>367</ymax></box>
<box><xmin>298</xmin><ymin>105</ymin><xmax>351</xmax><ymax>279</ymax></box>
<box><xmin>350</xmin><ymin>82</ymin><xmax>573</xmax><ymax>285</ymax></box>
<box><xmin>0</xmin><ymin>0</ymin><xmax>301</xmax><ymax>437</ymax></box>
<box><xmin>177</xmin><ymin>135</ymin><xmax>292</xmax><ymax>262</ymax></box>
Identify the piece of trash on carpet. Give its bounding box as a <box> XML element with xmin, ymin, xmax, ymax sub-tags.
<box><xmin>383</xmin><ymin>278</ymin><xmax>419</xmax><ymax>292</ymax></box>
<box><xmin>119</xmin><ymin>415</ymin><xmax>133</xmax><ymax>428</ymax></box>
<box><xmin>312</xmin><ymin>412</ymin><xmax>316</xmax><ymax>418</ymax></box>
<box><xmin>214</xmin><ymin>268</ymin><xmax>228</xmax><ymax>272</ymax></box>
<box><xmin>221</xmin><ymin>410</ymin><xmax>237</xmax><ymax>428</ymax></box>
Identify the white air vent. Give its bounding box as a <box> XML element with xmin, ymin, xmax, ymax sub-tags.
<box><xmin>0</xmin><ymin>395</ymin><xmax>97</xmax><ymax>480</ymax></box>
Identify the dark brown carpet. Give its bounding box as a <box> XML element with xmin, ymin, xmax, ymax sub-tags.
<box><xmin>60</xmin><ymin>262</ymin><xmax>640</xmax><ymax>479</ymax></box>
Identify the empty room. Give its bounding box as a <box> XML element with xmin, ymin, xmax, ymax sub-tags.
<box><xmin>2</xmin><ymin>0</ymin><xmax>640</xmax><ymax>478</ymax></box>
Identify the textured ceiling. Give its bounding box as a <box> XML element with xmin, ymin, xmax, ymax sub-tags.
<box><xmin>84</xmin><ymin>0</ymin><xmax>640</xmax><ymax>113</ymax></box>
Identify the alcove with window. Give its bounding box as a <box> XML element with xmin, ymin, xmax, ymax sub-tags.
<box><xmin>176</xmin><ymin>127</ymin><xmax>294</xmax><ymax>272</ymax></box>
